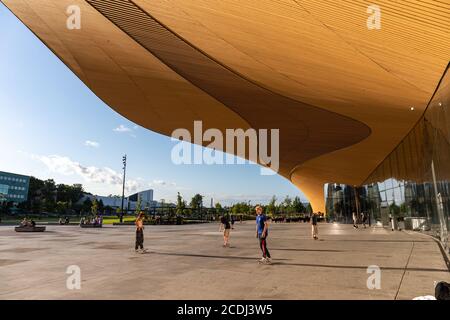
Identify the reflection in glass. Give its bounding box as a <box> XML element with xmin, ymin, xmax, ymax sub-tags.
<box><xmin>325</xmin><ymin>64</ymin><xmax>449</xmax><ymax>252</ymax></box>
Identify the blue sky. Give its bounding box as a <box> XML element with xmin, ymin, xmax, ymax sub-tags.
<box><xmin>0</xmin><ymin>4</ymin><xmax>307</xmax><ymax>206</ymax></box>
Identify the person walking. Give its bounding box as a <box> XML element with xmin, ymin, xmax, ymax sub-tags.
<box><xmin>219</xmin><ymin>214</ymin><xmax>231</xmax><ymax>247</ymax></box>
<box><xmin>352</xmin><ymin>211</ymin><xmax>359</xmax><ymax>229</ymax></box>
<box><xmin>311</xmin><ymin>212</ymin><xmax>319</xmax><ymax>240</ymax></box>
<box><xmin>135</xmin><ymin>212</ymin><xmax>147</xmax><ymax>253</ymax></box>
<box><xmin>389</xmin><ymin>213</ymin><xmax>396</xmax><ymax>231</ymax></box>
<box><xmin>361</xmin><ymin>212</ymin><xmax>367</xmax><ymax>229</ymax></box>
<box><xmin>256</xmin><ymin>205</ymin><xmax>271</xmax><ymax>264</ymax></box>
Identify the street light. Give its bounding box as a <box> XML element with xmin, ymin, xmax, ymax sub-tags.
<box><xmin>120</xmin><ymin>154</ymin><xmax>127</xmax><ymax>223</ymax></box>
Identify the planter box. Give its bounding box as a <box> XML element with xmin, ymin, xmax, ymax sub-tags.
<box><xmin>15</xmin><ymin>226</ymin><xmax>46</xmax><ymax>232</ymax></box>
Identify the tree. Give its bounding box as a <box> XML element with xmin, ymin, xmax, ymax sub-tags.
<box><xmin>134</xmin><ymin>196</ymin><xmax>142</xmax><ymax>216</ymax></box>
<box><xmin>231</xmin><ymin>203</ymin><xmax>240</xmax><ymax>215</ymax></box>
<box><xmin>98</xmin><ymin>199</ymin><xmax>105</xmax><ymax>213</ymax></box>
<box><xmin>24</xmin><ymin>178</ymin><xmax>84</xmax><ymax>213</ymax></box>
<box><xmin>42</xmin><ymin>179</ymin><xmax>57</xmax><ymax>211</ymax></box>
<box><xmin>27</xmin><ymin>177</ymin><xmax>45</xmax><ymax>213</ymax></box>
<box><xmin>104</xmin><ymin>205</ymin><xmax>113</xmax><ymax>215</ymax></box>
<box><xmin>176</xmin><ymin>192</ymin><xmax>186</xmax><ymax>215</ymax></box>
<box><xmin>292</xmin><ymin>196</ymin><xmax>305</xmax><ymax>213</ymax></box>
<box><xmin>56</xmin><ymin>201</ymin><xmax>68</xmax><ymax>214</ymax></box>
<box><xmin>56</xmin><ymin>183</ymin><xmax>84</xmax><ymax>204</ymax></box>
<box><xmin>190</xmin><ymin>194</ymin><xmax>203</xmax><ymax>211</ymax></box>
<box><xmin>277</xmin><ymin>202</ymin><xmax>285</xmax><ymax>214</ymax></box>
<box><xmin>283</xmin><ymin>196</ymin><xmax>293</xmax><ymax>214</ymax></box>
<box><xmin>267</xmin><ymin>196</ymin><xmax>277</xmax><ymax>214</ymax></box>
<box><xmin>305</xmin><ymin>203</ymin><xmax>313</xmax><ymax>214</ymax></box>
<box><xmin>230</xmin><ymin>202</ymin><xmax>251</xmax><ymax>215</ymax></box>
<box><xmin>91</xmin><ymin>198</ymin><xmax>99</xmax><ymax>216</ymax></box>
<box><xmin>215</xmin><ymin>202</ymin><xmax>223</xmax><ymax>214</ymax></box>
<box><xmin>82</xmin><ymin>198</ymin><xmax>92</xmax><ymax>214</ymax></box>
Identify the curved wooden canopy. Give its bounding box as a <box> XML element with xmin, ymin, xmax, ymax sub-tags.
<box><xmin>2</xmin><ymin>0</ymin><xmax>449</xmax><ymax>211</ymax></box>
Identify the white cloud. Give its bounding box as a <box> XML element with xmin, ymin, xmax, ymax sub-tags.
<box><xmin>199</xmin><ymin>193</ymin><xmax>302</xmax><ymax>206</ymax></box>
<box><xmin>148</xmin><ymin>180</ymin><xmax>184</xmax><ymax>190</ymax></box>
<box><xmin>84</xmin><ymin>140</ymin><xmax>100</xmax><ymax>148</ymax></box>
<box><xmin>31</xmin><ymin>154</ymin><xmax>146</xmax><ymax>194</ymax></box>
<box><xmin>113</xmin><ymin>124</ymin><xmax>132</xmax><ymax>133</ymax></box>
<box><xmin>113</xmin><ymin>124</ymin><xmax>138</xmax><ymax>138</ymax></box>
<box><xmin>214</xmin><ymin>193</ymin><xmax>272</xmax><ymax>204</ymax></box>
<box><xmin>151</xmin><ymin>179</ymin><xmax>167</xmax><ymax>186</ymax></box>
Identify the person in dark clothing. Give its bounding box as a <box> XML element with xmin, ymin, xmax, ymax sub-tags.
<box><xmin>219</xmin><ymin>215</ymin><xmax>231</xmax><ymax>247</ymax></box>
<box><xmin>311</xmin><ymin>212</ymin><xmax>318</xmax><ymax>240</ymax></box>
<box><xmin>435</xmin><ymin>281</ymin><xmax>450</xmax><ymax>300</ymax></box>
<box><xmin>361</xmin><ymin>212</ymin><xmax>367</xmax><ymax>229</ymax></box>
<box><xmin>255</xmin><ymin>205</ymin><xmax>271</xmax><ymax>264</ymax></box>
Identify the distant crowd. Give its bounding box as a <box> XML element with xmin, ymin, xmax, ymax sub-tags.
<box><xmin>80</xmin><ymin>215</ymin><xmax>103</xmax><ymax>226</ymax></box>
<box><xmin>19</xmin><ymin>217</ymin><xmax>36</xmax><ymax>227</ymax></box>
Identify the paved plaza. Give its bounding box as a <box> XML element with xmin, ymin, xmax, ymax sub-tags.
<box><xmin>0</xmin><ymin>222</ymin><xmax>448</xmax><ymax>300</ymax></box>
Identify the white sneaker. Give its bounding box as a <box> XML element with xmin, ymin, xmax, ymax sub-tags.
<box><xmin>258</xmin><ymin>257</ymin><xmax>266</xmax><ymax>264</ymax></box>
<box><xmin>265</xmin><ymin>258</ymin><xmax>272</xmax><ymax>264</ymax></box>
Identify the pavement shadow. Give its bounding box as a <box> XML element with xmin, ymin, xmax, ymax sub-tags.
<box><xmin>144</xmin><ymin>250</ymin><xmax>289</xmax><ymax>261</ymax></box>
<box><xmin>271</xmin><ymin>261</ymin><xmax>448</xmax><ymax>272</ymax></box>
<box><xmin>331</xmin><ymin>239</ymin><xmax>431</xmax><ymax>243</ymax></box>
<box><xmin>271</xmin><ymin>248</ymin><xmax>345</xmax><ymax>253</ymax></box>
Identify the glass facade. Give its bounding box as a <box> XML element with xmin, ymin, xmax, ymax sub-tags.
<box><xmin>0</xmin><ymin>171</ymin><xmax>30</xmax><ymax>203</ymax></box>
<box><xmin>325</xmin><ymin>183</ymin><xmax>368</xmax><ymax>224</ymax></box>
<box><xmin>326</xmin><ymin>64</ymin><xmax>450</xmax><ymax>252</ymax></box>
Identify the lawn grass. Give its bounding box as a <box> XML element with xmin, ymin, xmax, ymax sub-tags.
<box><xmin>0</xmin><ymin>217</ymin><xmax>61</xmax><ymax>224</ymax></box>
<box><xmin>101</xmin><ymin>215</ymin><xmax>136</xmax><ymax>225</ymax></box>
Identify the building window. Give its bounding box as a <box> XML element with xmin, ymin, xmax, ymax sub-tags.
<box><xmin>0</xmin><ymin>184</ymin><xmax>8</xmax><ymax>195</ymax></box>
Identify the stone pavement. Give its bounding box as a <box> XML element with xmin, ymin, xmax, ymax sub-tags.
<box><xmin>0</xmin><ymin>222</ymin><xmax>448</xmax><ymax>299</ymax></box>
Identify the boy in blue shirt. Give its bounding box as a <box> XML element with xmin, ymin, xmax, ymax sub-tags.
<box><xmin>255</xmin><ymin>205</ymin><xmax>271</xmax><ymax>264</ymax></box>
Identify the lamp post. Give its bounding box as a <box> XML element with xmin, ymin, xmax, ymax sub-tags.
<box><xmin>120</xmin><ymin>154</ymin><xmax>127</xmax><ymax>223</ymax></box>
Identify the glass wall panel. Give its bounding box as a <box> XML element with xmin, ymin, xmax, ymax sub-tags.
<box><xmin>325</xmin><ymin>64</ymin><xmax>450</xmax><ymax>253</ymax></box>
